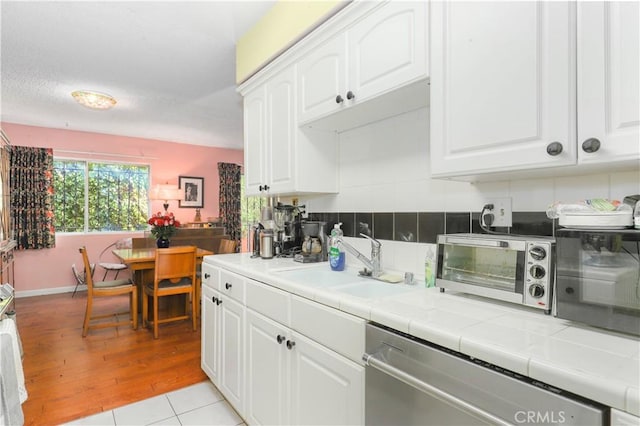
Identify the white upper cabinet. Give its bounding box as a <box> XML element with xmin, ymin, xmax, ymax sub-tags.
<box><xmin>297</xmin><ymin>34</ymin><xmax>348</xmax><ymax>123</ymax></box>
<box><xmin>242</xmin><ymin>65</ymin><xmax>338</xmax><ymax>197</ymax></box>
<box><xmin>266</xmin><ymin>67</ymin><xmax>296</xmax><ymax>194</ymax></box>
<box><xmin>430</xmin><ymin>1</ymin><xmax>639</xmax><ymax>180</ymax></box>
<box><xmin>243</xmin><ymin>68</ymin><xmax>295</xmax><ymax>195</ymax></box>
<box><xmin>297</xmin><ymin>1</ymin><xmax>428</xmax><ymax>128</ymax></box>
<box><xmin>347</xmin><ymin>1</ymin><xmax>428</xmax><ymax>103</ymax></box>
<box><xmin>577</xmin><ymin>1</ymin><xmax>639</xmax><ymax>164</ymax></box>
<box><xmin>243</xmin><ymin>89</ymin><xmax>267</xmax><ymax>195</ymax></box>
<box><xmin>430</xmin><ymin>1</ymin><xmax>576</xmax><ymax>178</ymax></box>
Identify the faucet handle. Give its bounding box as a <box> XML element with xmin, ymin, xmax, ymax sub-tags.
<box><xmin>359</xmin><ymin>233</ymin><xmax>381</xmax><ymax>248</ymax></box>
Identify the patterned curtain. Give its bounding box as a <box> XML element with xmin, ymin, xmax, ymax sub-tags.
<box><xmin>218</xmin><ymin>162</ymin><xmax>241</xmax><ymax>251</ymax></box>
<box><xmin>10</xmin><ymin>146</ymin><xmax>55</xmax><ymax>250</ymax></box>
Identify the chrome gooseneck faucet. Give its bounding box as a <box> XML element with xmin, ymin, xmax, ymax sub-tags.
<box><xmin>339</xmin><ymin>233</ymin><xmax>382</xmax><ymax>278</ymax></box>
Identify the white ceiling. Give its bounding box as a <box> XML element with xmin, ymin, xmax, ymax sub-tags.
<box><xmin>0</xmin><ymin>0</ymin><xmax>276</xmax><ymax>149</ymax></box>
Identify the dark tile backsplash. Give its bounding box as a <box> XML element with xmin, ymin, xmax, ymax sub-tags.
<box><xmin>373</xmin><ymin>213</ymin><xmax>394</xmax><ymax>240</ymax></box>
<box><xmin>418</xmin><ymin>213</ymin><xmax>445</xmax><ymax>243</ymax></box>
<box><xmin>308</xmin><ymin>210</ymin><xmax>554</xmax><ymax>243</ymax></box>
<box><xmin>355</xmin><ymin>213</ymin><xmax>373</xmax><ymax>237</ymax></box>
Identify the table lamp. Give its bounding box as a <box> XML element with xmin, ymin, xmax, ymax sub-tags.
<box><xmin>150</xmin><ymin>183</ymin><xmax>182</xmax><ymax>213</ymax></box>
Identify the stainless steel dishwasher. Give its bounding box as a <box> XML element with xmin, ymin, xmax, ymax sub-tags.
<box><xmin>363</xmin><ymin>323</ymin><xmax>609</xmax><ymax>425</ymax></box>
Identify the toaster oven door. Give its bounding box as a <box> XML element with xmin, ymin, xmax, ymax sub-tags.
<box><xmin>436</xmin><ymin>237</ymin><xmax>526</xmax><ymax>303</ymax></box>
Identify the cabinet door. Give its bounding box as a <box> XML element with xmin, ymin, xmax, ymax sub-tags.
<box><xmin>430</xmin><ymin>1</ymin><xmax>576</xmax><ymax>177</ymax></box>
<box><xmin>243</xmin><ymin>87</ymin><xmax>267</xmax><ymax>196</ymax></box>
<box><xmin>201</xmin><ymin>285</ymin><xmax>220</xmax><ymax>385</ymax></box>
<box><xmin>577</xmin><ymin>1</ymin><xmax>640</xmax><ymax>164</ymax></box>
<box><xmin>289</xmin><ymin>331</ymin><xmax>364</xmax><ymax>426</ymax></box>
<box><xmin>297</xmin><ymin>34</ymin><xmax>347</xmax><ymax>123</ymax></box>
<box><xmin>219</xmin><ymin>296</ymin><xmax>245</xmax><ymax>415</ymax></box>
<box><xmin>266</xmin><ymin>66</ymin><xmax>296</xmax><ymax>194</ymax></box>
<box><xmin>245</xmin><ymin>310</ymin><xmax>289</xmax><ymax>426</ymax></box>
<box><xmin>348</xmin><ymin>1</ymin><xmax>427</xmax><ymax>102</ymax></box>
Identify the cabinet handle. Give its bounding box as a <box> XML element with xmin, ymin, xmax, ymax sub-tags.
<box><xmin>204</xmin><ymin>273</ymin><xmax>210</xmax><ymax>279</ymax></box>
<box><xmin>346</xmin><ymin>91</ymin><xmax>355</xmax><ymax>100</ymax></box>
<box><xmin>286</xmin><ymin>340</ymin><xmax>296</xmax><ymax>350</ymax></box>
<box><xmin>216</xmin><ymin>298</ymin><xmax>222</xmax><ymax>305</ymax></box>
<box><xmin>335</xmin><ymin>95</ymin><xmax>344</xmax><ymax>104</ymax></box>
<box><xmin>546</xmin><ymin>142</ymin><xmax>563</xmax><ymax>156</ymax></box>
<box><xmin>276</xmin><ymin>335</ymin><xmax>286</xmax><ymax>344</ymax></box>
<box><xmin>225</xmin><ymin>282</ymin><xmax>232</xmax><ymax>290</ymax></box>
<box><xmin>581</xmin><ymin>138</ymin><xmax>601</xmax><ymax>153</ymax></box>
<box><xmin>212</xmin><ymin>296</ymin><xmax>217</xmax><ymax>304</ymax></box>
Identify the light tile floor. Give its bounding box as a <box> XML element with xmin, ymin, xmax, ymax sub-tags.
<box><xmin>65</xmin><ymin>381</ymin><xmax>245</xmax><ymax>426</ymax></box>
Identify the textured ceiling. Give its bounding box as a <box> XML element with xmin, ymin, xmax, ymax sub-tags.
<box><xmin>0</xmin><ymin>1</ymin><xmax>275</xmax><ymax>149</ymax></box>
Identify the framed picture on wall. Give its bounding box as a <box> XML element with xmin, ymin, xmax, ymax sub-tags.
<box><xmin>178</xmin><ymin>176</ymin><xmax>204</xmax><ymax>208</ymax></box>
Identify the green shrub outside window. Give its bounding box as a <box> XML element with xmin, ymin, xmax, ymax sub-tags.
<box><xmin>53</xmin><ymin>159</ymin><xmax>150</xmax><ymax>233</ymax></box>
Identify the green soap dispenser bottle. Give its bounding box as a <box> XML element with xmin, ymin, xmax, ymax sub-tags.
<box><xmin>329</xmin><ymin>223</ymin><xmax>345</xmax><ymax>271</ymax></box>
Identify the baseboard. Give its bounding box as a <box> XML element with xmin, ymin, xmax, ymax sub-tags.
<box><xmin>16</xmin><ymin>285</ymin><xmax>84</xmax><ymax>298</ymax></box>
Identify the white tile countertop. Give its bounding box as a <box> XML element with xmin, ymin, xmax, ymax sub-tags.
<box><xmin>204</xmin><ymin>253</ymin><xmax>640</xmax><ymax>418</ymax></box>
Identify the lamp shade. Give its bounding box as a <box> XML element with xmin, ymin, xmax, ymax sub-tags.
<box><xmin>150</xmin><ymin>184</ymin><xmax>181</xmax><ymax>201</ymax></box>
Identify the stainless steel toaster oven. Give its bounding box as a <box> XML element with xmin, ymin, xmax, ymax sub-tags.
<box><xmin>436</xmin><ymin>234</ymin><xmax>555</xmax><ymax>313</ymax></box>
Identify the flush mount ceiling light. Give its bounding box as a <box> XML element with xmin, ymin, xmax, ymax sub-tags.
<box><xmin>71</xmin><ymin>90</ymin><xmax>117</xmax><ymax>110</ymax></box>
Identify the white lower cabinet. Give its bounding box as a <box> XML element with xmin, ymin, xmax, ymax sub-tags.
<box><xmin>232</xmin><ymin>276</ymin><xmax>363</xmax><ymax>426</ymax></box>
<box><xmin>219</xmin><ymin>296</ymin><xmax>244</xmax><ymax>414</ymax></box>
<box><xmin>200</xmin><ymin>264</ymin><xmax>245</xmax><ymax>417</ymax></box>
<box><xmin>201</xmin><ymin>284</ymin><xmax>220</xmax><ymax>383</ymax></box>
<box><xmin>289</xmin><ymin>330</ymin><xmax>364</xmax><ymax>426</ymax></box>
<box><xmin>245</xmin><ymin>308</ymin><xmax>364</xmax><ymax>426</ymax></box>
<box><xmin>245</xmin><ymin>310</ymin><xmax>289</xmax><ymax>425</ymax></box>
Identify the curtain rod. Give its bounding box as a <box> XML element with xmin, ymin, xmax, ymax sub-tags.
<box><xmin>55</xmin><ymin>149</ymin><xmax>158</xmax><ymax>160</ymax></box>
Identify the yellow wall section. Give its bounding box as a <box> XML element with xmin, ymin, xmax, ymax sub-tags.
<box><xmin>236</xmin><ymin>0</ymin><xmax>348</xmax><ymax>84</ymax></box>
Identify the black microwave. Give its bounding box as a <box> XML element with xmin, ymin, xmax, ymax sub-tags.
<box><xmin>555</xmin><ymin>227</ymin><xmax>640</xmax><ymax>336</ymax></box>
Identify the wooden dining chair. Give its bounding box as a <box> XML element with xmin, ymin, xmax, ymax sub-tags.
<box><xmin>79</xmin><ymin>247</ymin><xmax>138</xmax><ymax>337</ymax></box>
<box><xmin>217</xmin><ymin>238</ymin><xmax>237</xmax><ymax>254</ymax></box>
<box><xmin>142</xmin><ymin>246</ymin><xmax>197</xmax><ymax>339</ymax></box>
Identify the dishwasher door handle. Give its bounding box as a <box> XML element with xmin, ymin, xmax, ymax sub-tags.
<box><xmin>362</xmin><ymin>352</ymin><xmax>512</xmax><ymax>426</ymax></box>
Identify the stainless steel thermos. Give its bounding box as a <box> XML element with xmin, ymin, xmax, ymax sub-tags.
<box><xmin>259</xmin><ymin>229</ymin><xmax>274</xmax><ymax>259</ymax></box>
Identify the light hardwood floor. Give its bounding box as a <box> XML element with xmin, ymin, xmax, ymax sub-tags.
<box><xmin>15</xmin><ymin>292</ymin><xmax>207</xmax><ymax>426</ymax></box>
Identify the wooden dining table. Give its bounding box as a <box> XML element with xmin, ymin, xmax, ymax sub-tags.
<box><xmin>112</xmin><ymin>246</ymin><xmax>213</xmax><ymax>274</ymax></box>
<box><xmin>112</xmin><ymin>246</ymin><xmax>213</xmax><ymax>320</ymax></box>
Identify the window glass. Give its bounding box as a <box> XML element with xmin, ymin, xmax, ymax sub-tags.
<box><xmin>53</xmin><ymin>159</ymin><xmax>150</xmax><ymax>233</ymax></box>
<box><xmin>240</xmin><ymin>175</ymin><xmax>264</xmax><ymax>251</ymax></box>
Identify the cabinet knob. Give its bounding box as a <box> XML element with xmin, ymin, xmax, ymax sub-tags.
<box><xmin>276</xmin><ymin>335</ymin><xmax>285</xmax><ymax>344</ymax></box>
<box><xmin>225</xmin><ymin>282</ymin><xmax>232</xmax><ymax>290</ymax></box>
<box><xmin>581</xmin><ymin>138</ymin><xmax>601</xmax><ymax>153</ymax></box>
<box><xmin>346</xmin><ymin>91</ymin><xmax>355</xmax><ymax>100</ymax></box>
<box><xmin>546</xmin><ymin>142</ymin><xmax>563</xmax><ymax>156</ymax></box>
<box><xmin>212</xmin><ymin>296</ymin><xmax>217</xmax><ymax>304</ymax></box>
<box><xmin>216</xmin><ymin>297</ymin><xmax>222</xmax><ymax>305</ymax></box>
<box><xmin>335</xmin><ymin>95</ymin><xmax>344</xmax><ymax>104</ymax></box>
<box><xmin>286</xmin><ymin>340</ymin><xmax>296</xmax><ymax>350</ymax></box>
<box><xmin>204</xmin><ymin>273</ymin><xmax>210</xmax><ymax>279</ymax></box>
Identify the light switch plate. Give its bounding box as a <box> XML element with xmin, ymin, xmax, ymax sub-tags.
<box><xmin>486</xmin><ymin>197</ymin><xmax>512</xmax><ymax>227</ymax></box>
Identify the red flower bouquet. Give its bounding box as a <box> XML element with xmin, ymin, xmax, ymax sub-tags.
<box><xmin>148</xmin><ymin>212</ymin><xmax>180</xmax><ymax>240</ymax></box>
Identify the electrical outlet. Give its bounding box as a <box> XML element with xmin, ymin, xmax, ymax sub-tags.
<box><xmin>485</xmin><ymin>197</ymin><xmax>512</xmax><ymax>227</ymax></box>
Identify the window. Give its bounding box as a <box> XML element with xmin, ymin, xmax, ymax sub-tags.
<box><xmin>53</xmin><ymin>159</ymin><xmax>150</xmax><ymax>233</ymax></box>
<box><xmin>240</xmin><ymin>175</ymin><xmax>265</xmax><ymax>251</ymax></box>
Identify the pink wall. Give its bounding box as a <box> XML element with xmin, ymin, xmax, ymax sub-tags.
<box><xmin>1</xmin><ymin>122</ymin><xmax>243</xmax><ymax>296</ymax></box>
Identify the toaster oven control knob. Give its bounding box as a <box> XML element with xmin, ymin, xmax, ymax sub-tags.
<box><xmin>528</xmin><ymin>283</ymin><xmax>545</xmax><ymax>299</ymax></box>
<box><xmin>529</xmin><ymin>265</ymin><xmax>546</xmax><ymax>279</ymax></box>
<box><xmin>529</xmin><ymin>246</ymin><xmax>547</xmax><ymax>261</ymax></box>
